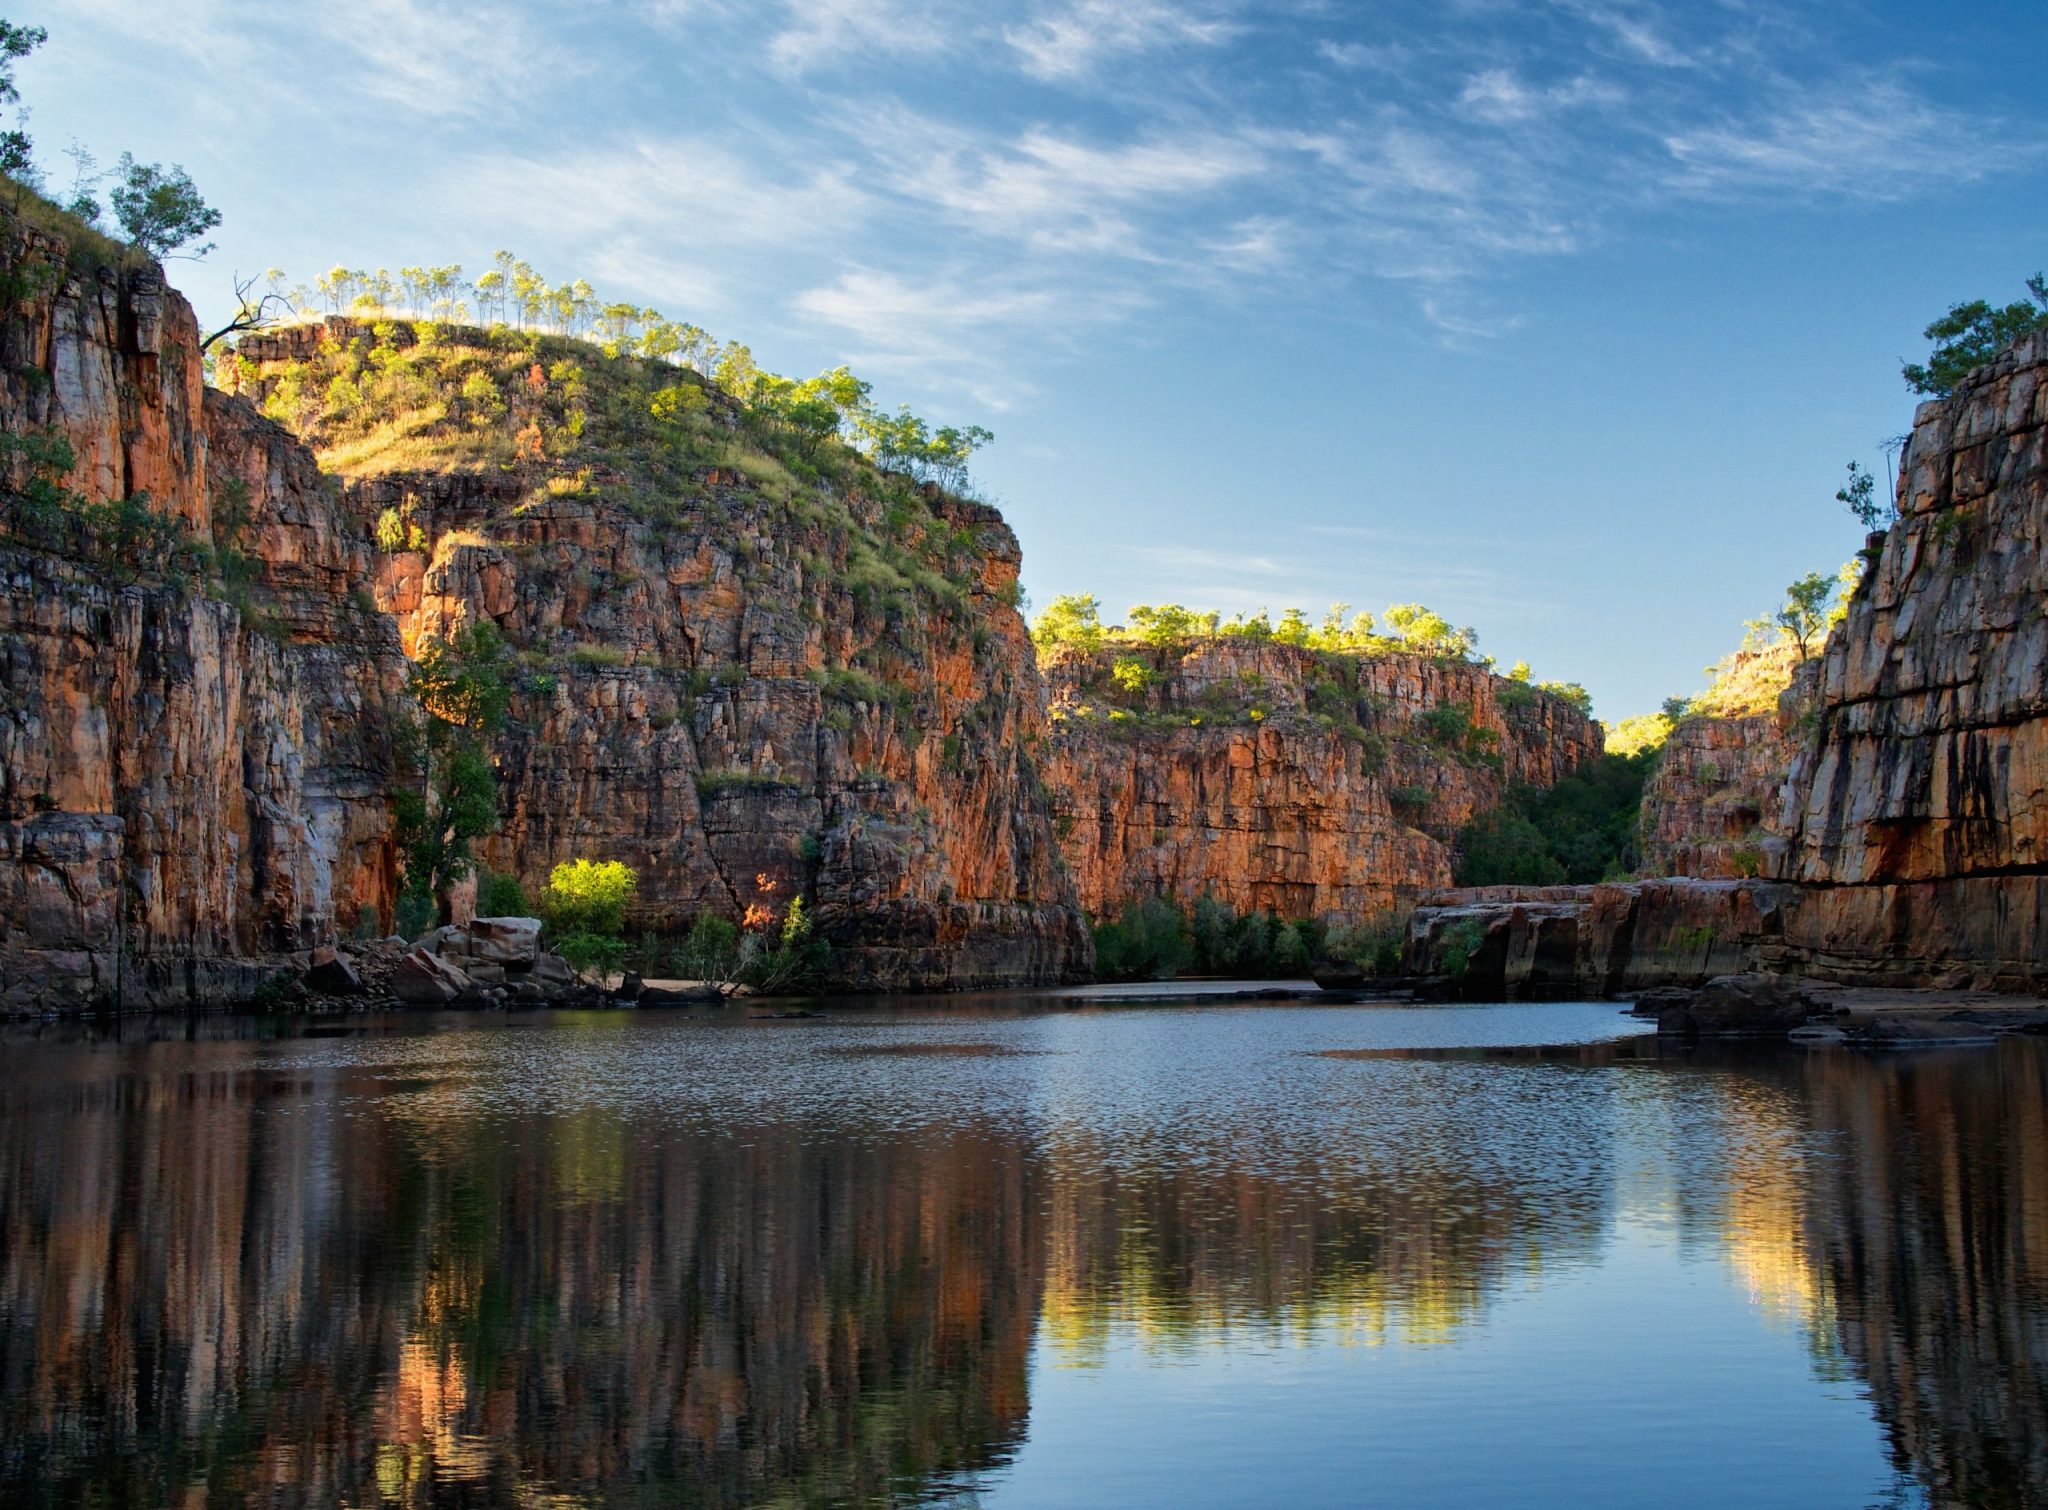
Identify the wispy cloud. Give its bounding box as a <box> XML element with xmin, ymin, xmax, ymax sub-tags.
<box><xmin>765</xmin><ymin>0</ymin><xmax>956</xmax><ymax>75</ymax></box>
<box><xmin>794</xmin><ymin>268</ymin><xmax>1080</xmax><ymax>407</ymax></box>
<box><xmin>1660</xmin><ymin>75</ymin><xmax>2037</xmax><ymax>198</ymax></box>
<box><xmin>1006</xmin><ymin>0</ymin><xmax>1239</xmax><ymax>81</ymax></box>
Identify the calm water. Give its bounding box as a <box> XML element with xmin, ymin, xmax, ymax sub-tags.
<box><xmin>2</xmin><ymin>998</ymin><xmax>2044</xmax><ymax>1508</ymax></box>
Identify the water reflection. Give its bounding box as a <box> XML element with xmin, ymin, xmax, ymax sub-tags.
<box><xmin>0</xmin><ymin>1009</ymin><xmax>2042</xmax><ymax>1507</ymax></box>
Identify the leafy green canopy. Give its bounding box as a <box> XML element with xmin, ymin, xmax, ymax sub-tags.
<box><xmin>393</xmin><ymin>622</ymin><xmax>510</xmax><ymax>924</ymax></box>
<box><xmin>0</xmin><ymin>18</ymin><xmax>219</xmax><ymax>259</ymax></box>
<box><xmin>1455</xmin><ymin>752</ymin><xmax>1653</xmax><ymax>886</ymax></box>
<box><xmin>1032</xmin><ymin>593</ymin><xmax>1592</xmax><ymax>714</ymax></box>
<box><xmin>1901</xmin><ymin>273</ymin><xmax>2048</xmax><ymax>397</ymax></box>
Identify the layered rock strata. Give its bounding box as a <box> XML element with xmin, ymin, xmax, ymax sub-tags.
<box><xmin>0</xmin><ymin>227</ymin><xmax>407</xmax><ymax>1010</ymax></box>
<box><xmin>1040</xmin><ymin>642</ymin><xmax>1601</xmax><ymax>925</ymax></box>
<box><xmin>1638</xmin><ymin>708</ymin><xmax>1799</xmax><ymax>879</ymax></box>
<box><xmin>2</xmin><ymin>262</ymin><xmax>1089</xmax><ymax>1006</ymax></box>
<box><xmin>1770</xmin><ymin>330</ymin><xmax>2048</xmax><ymax>990</ymax></box>
<box><xmin>227</xmin><ymin>314</ymin><xmax>1088</xmax><ymax>991</ymax></box>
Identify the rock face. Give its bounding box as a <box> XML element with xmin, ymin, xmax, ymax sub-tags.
<box><xmin>1770</xmin><ymin>330</ymin><xmax>2048</xmax><ymax>991</ymax></box>
<box><xmin>1639</xmin><ymin>706</ymin><xmax>1801</xmax><ymax>879</ymax></box>
<box><xmin>1</xmin><ymin>275</ymin><xmax>1088</xmax><ymax>1006</ymax></box>
<box><xmin>291</xmin><ymin>432</ymin><xmax>1088</xmax><ymax>988</ymax></box>
<box><xmin>0</xmin><ymin>223</ymin><xmax>408</xmax><ymax>1011</ymax></box>
<box><xmin>1040</xmin><ymin>642</ymin><xmax>1601</xmax><ymax>925</ymax></box>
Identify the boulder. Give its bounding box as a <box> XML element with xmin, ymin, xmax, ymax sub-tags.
<box><xmin>392</xmin><ymin>946</ymin><xmax>472</xmax><ymax>1006</ymax></box>
<box><xmin>529</xmin><ymin>953</ymin><xmax>575</xmax><ymax>989</ymax></box>
<box><xmin>1658</xmin><ymin>972</ymin><xmax>1820</xmax><ymax>1038</ymax></box>
<box><xmin>304</xmin><ymin>945</ymin><xmax>364</xmax><ymax>996</ymax></box>
<box><xmin>466</xmin><ymin>961</ymin><xmax>506</xmax><ymax>985</ymax></box>
<box><xmin>1311</xmin><ymin>959</ymin><xmax>1365</xmax><ymax>991</ymax></box>
<box><xmin>422</xmin><ymin>925</ymin><xmax>469</xmax><ymax>957</ymax></box>
<box><xmin>469</xmin><ymin>916</ymin><xmax>542</xmax><ymax>967</ymax></box>
<box><xmin>616</xmin><ymin>971</ymin><xmax>645</xmax><ymax>1002</ymax></box>
<box><xmin>1852</xmin><ymin>1016</ymin><xmax>1998</xmax><ymax>1047</ymax></box>
<box><xmin>1629</xmin><ymin>986</ymin><xmax>1695</xmax><ymax>1019</ymax></box>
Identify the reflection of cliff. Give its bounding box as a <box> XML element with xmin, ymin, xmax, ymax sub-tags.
<box><xmin>1037</xmin><ymin>1067</ymin><xmax>1617</xmax><ymax>1358</ymax></box>
<box><xmin>1799</xmin><ymin>1047</ymin><xmax>2048</xmax><ymax>1508</ymax></box>
<box><xmin>7</xmin><ymin>1027</ymin><xmax>2047</xmax><ymax>1506</ymax></box>
<box><xmin>0</xmin><ymin>1053</ymin><xmax>1043</xmax><ymax>1507</ymax></box>
<box><xmin>1665</xmin><ymin>1046</ymin><xmax>2048</xmax><ymax>1509</ymax></box>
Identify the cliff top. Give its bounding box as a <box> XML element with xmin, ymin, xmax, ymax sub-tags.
<box><xmin>223</xmin><ymin>314</ymin><xmax>1020</xmax><ymax>630</ymax></box>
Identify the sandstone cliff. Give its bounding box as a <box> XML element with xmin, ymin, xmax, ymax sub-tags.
<box><xmin>1419</xmin><ymin>331</ymin><xmax>2048</xmax><ymax>996</ymax></box>
<box><xmin>0</xmin><ymin>225</ymin><xmax>408</xmax><ymax>1009</ymax></box>
<box><xmin>228</xmin><ymin>318</ymin><xmax>1089</xmax><ymax>990</ymax></box>
<box><xmin>1</xmin><ymin>221</ymin><xmax>1088</xmax><ymax>1005</ymax></box>
<box><xmin>1638</xmin><ymin>708</ymin><xmax>1797</xmax><ymax>878</ymax></box>
<box><xmin>1771</xmin><ymin>329</ymin><xmax>2048</xmax><ymax>990</ymax></box>
<box><xmin>1040</xmin><ymin>640</ymin><xmax>1601</xmax><ymax>925</ymax></box>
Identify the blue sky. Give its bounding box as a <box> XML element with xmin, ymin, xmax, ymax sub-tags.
<box><xmin>31</xmin><ymin>0</ymin><xmax>2048</xmax><ymax>717</ymax></box>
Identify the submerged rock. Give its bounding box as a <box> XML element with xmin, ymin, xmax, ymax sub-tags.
<box><xmin>1657</xmin><ymin>973</ymin><xmax>1824</xmax><ymax>1038</ymax></box>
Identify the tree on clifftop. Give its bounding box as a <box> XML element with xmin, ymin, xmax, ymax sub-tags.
<box><xmin>1902</xmin><ymin>273</ymin><xmax>2048</xmax><ymax>397</ymax></box>
<box><xmin>1773</xmin><ymin>571</ymin><xmax>1835</xmax><ymax>661</ymax></box>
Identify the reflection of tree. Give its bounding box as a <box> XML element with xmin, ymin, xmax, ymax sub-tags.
<box><xmin>0</xmin><ymin>1054</ymin><xmax>1043</xmax><ymax>1506</ymax></box>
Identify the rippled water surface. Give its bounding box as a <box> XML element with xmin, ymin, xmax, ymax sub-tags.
<box><xmin>3</xmin><ymin>998</ymin><xmax>2044</xmax><ymax>1507</ymax></box>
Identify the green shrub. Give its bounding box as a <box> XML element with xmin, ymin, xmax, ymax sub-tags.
<box><xmin>1453</xmin><ymin>751</ymin><xmax>1652</xmax><ymax>886</ymax></box>
<box><xmin>694</xmin><ymin>768</ymin><xmax>786</xmax><ymax>799</ymax></box>
<box><xmin>673</xmin><ymin>912</ymin><xmax>741</xmax><ymax>983</ymax></box>
<box><xmin>542</xmin><ymin>858</ymin><xmax>636</xmax><ymax>937</ymax></box>
<box><xmin>1109</xmin><ymin>656</ymin><xmax>1154</xmax><ymax>696</ymax></box>
<box><xmin>1092</xmin><ymin>896</ymin><xmax>1192</xmax><ymax>982</ymax></box>
<box><xmin>477</xmin><ymin>870</ymin><xmax>530</xmax><ymax>917</ymax></box>
<box><xmin>1325</xmin><ymin>920</ymin><xmax>1405</xmax><ymax>976</ymax></box>
<box><xmin>554</xmin><ymin>931</ymin><xmax>627</xmax><ymax>977</ymax></box>
<box><xmin>1440</xmin><ymin>919</ymin><xmax>1486</xmax><ymax>977</ymax></box>
<box><xmin>395</xmin><ymin>890</ymin><xmax>437</xmax><ymax>941</ymax></box>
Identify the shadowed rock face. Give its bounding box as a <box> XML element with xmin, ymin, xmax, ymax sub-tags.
<box><xmin>1403</xmin><ymin>879</ymin><xmax>1802</xmax><ymax>998</ymax></box>
<box><xmin>1772</xmin><ymin>330</ymin><xmax>2048</xmax><ymax>990</ymax></box>
<box><xmin>1457</xmin><ymin>332</ymin><xmax>2048</xmax><ymax>997</ymax></box>
<box><xmin>1040</xmin><ymin>641</ymin><xmax>1602</xmax><ymax>926</ymax></box>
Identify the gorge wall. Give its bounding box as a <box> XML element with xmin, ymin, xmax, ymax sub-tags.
<box><xmin>0</xmin><ymin>226</ymin><xmax>1088</xmax><ymax>1006</ymax></box>
<box><xmin>1769</xmin><ymin>329</ymin><xmax>2048</xmax><ymax>990</ymax></box>
<box><xmin>0</xmin><ymin>228</ymin><xmax>408</xmax><ymax>1010</ymax></box>
<box><xmin>1638</xmin><ymin>701</ymin><xmax>1802</xmax><ymax>880</ymax></box>
<box><xmin>1040</xmin><ymin>641</ymin><xmax>1602</xmax><ymax>926</ymax></box>
<box><xmin>1415</xmin><ymin>330</ymin><xmax>2048</xmax><ymax>995</ymax></box>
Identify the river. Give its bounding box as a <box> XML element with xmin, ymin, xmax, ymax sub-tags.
<box><xmin>1</xmin><ymin>997</ymin><xmax>2042</xmax><ymax>1507</ymax></box>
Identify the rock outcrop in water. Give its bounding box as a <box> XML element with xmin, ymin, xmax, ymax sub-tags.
<box><xmin>1040</xmin><ymin>641</ymin><xmax>1601</xmax><ymax>925</ymax></box>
